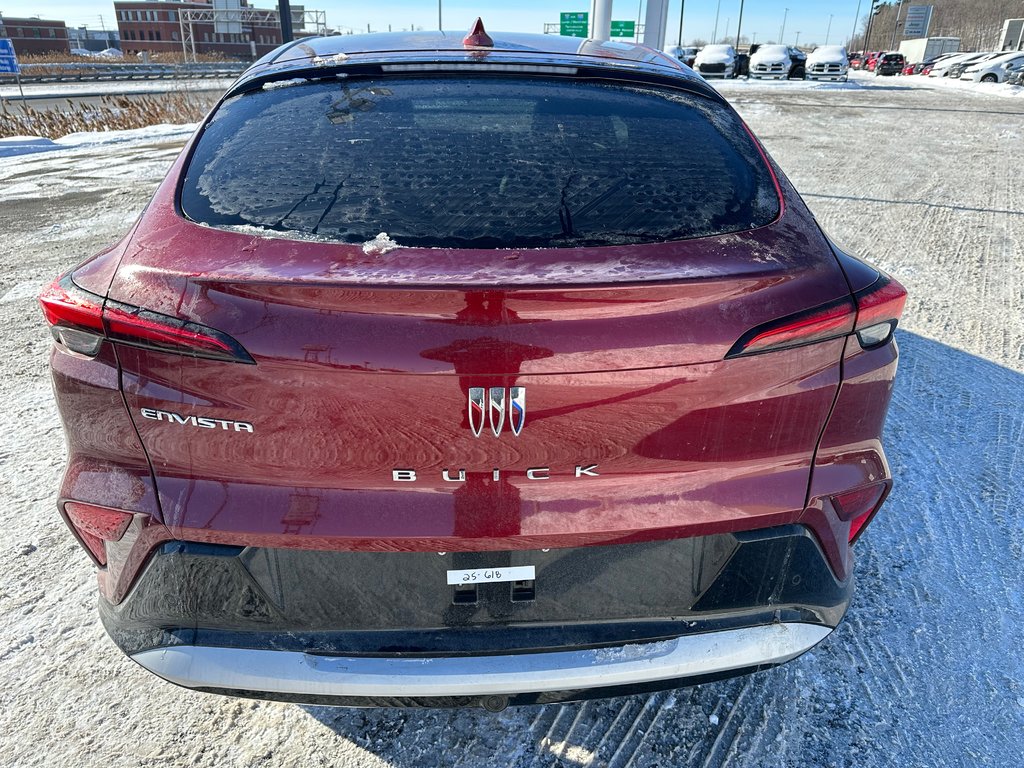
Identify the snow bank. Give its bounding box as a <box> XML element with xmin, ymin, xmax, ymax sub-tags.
<box><xmin>0</xmin><ymin>123</ymin><xmax>197</xmax><ymax>159</ymax></box>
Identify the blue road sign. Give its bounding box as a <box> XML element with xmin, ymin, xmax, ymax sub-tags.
<box><xmin>0</xmin><ymin>38</ymin><xmax>21</xmax><ymax>74</ymax></box>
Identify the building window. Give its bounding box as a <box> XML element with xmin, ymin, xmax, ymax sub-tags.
<box><xmin>172</xmin><ymin>31</ymin><xmax>180</xmax><ymax>41</ymax></box>
<box><xmin>168</xmin><ymin>11</ymin><xmax>177</xmax><ymax>22</ymax></box>
<box><xmin>155</xmin><ymin>31</ymin><xmax>161</xmax><ymax>41</ymax></box>
<box><xmin>49</xmin><ymin>28</ymin><xmax>57</xmax><ymax>37</ymax></box>
<box><xmin>148</xmin><ymin>30</ymin><xmax>154</xmax><ymax>41</ymax></box>
<box><xmin>34</xmin><ymin>27</ymin><xmax>42</xmax><ymax>38</ymax></box>
<box><xmin>203</xmin><ymin>32</ymin><xmax>210</xmax><ymax>42</ymax></box>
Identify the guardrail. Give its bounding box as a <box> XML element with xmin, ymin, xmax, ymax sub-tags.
<box><xmin>4</xmin><ymin>63</ymin><xmax>247</xmax><ymax>84</ymax></box>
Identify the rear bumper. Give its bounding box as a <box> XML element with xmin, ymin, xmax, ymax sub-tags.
<box><xmin>132</xmin><ymin>622</ymin><xmax>831</xmax><ymax>705</ymax></box>
<box><xmin>100</xmin><ymin>524</ymin><xmax>851</xmax><ymax>704</ymax></box>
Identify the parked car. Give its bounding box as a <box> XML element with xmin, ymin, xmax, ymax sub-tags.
<box><xmin>787</xmin><ymin>46</ymin><xmax>807</xmax><ymax>78</ymax></box>
<box><xmin>945</xmin><ymin>52</ymin><xmax>1001</xmax><ymax>80</ymax></box>
<box><xmin>849</xmin><ymin>51</ymin><xmax>866</xmax><ymax>69</ymax></box>
<box><xmin>908</xmin><ymin>52</ymin><xmax>960</xmax><ymax>75</ymax></box>
<box><xmin>863</xmin><ymin>51</ymin><xmax>883</xmax><ymax>71</ymax></box>
<box><xmin>927</xmin><ymin>51</ymin><xmax>989</xmax><ymax>77</ymax></box>
<box><xmin>38</xmin><ymin>23</ymin><xmax>906</xmax><ymax>709</ymax></box>
<box><xmin>874</xmin><ymin>52</ymin><xmax>906</xmax><ymax>76</ymax></box>
<box><xmin>961</xmin><ymin>50</ymin><xmax>1024</xmax><ymax>83</ymax></box>
<box><xmin>806</xmin><ymin>45</ymin><xmax>849</xmax><ymax>81</ymax></box>
<box><xmin>748</xmin><ymin>44</ymin><xmax>792</xmax><ymax>79</ymax></box>
<box><xmin>694</xmin><ymin>43</ymin><xmax>738</xmax><ymax>78</ymax></box>
<box><xmin>665</xmin><ymin>45</ymin><xmax>698</xmax><ymax>68</ymax></box>
<box><xmin>1005</xmin><ymin>60</ymin><xmax>1024</xmax><ymax>86</ymax></box>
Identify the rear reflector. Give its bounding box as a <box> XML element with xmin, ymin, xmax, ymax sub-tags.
<box><xmin>831</xmin><ymin>482</ymin><xmax>889</xmax><ymax>543</ymax></box>
<box><xmin>38</xmin><ymin>274</ymin><xmax>254</xmax><ymax>364</ymax></box>
<box><xmin>64</xmin><ymin>502</ymin><xmax>134</xmax><ymax>566</ymax></box>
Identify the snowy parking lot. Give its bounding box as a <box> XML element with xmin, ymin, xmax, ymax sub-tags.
<box><xmin>0</xmin><ymin>76</ymin><xmax>1021</xmax><ymax>767</ymax></box>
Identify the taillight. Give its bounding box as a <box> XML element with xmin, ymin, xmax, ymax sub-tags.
<box><xmin>38</xmin><ymin>274</ymin><xmax>253</xmax><ymax>364</ymax></box>
<box><xmin>37</xmin><ymin>275</ymin><xmax>106</xmax><ymax>357</ymax></box>
<box><xmin>63</xmin><ymin>502</ymin><xmax>134</xmax><ymax>566</ymax></box>
<box><xmin>726</xmin><ymin>272</ymin><xmax>907</xmax><ymax>358</ymax></box>
<box><xmin>853</xmin><ymin>274</ymin><xmax>907</xmax><ymax>350</ymax></box>
<box><xmin>831</xmin><ymin>481</ymin><xmax>890</xmax><ymax>543</ymax></box>
<box><xmin>726</xmin><ymin>295</ymin><xmax>856</xmax><ymax>358</ymax></box>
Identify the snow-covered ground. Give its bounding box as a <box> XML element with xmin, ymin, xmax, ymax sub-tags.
<box><xmin>0</xmin><ymin>79</ymin><xmax>1021</xmax><ymax>767</ymax></box>
<box><xmin>711</xmin><ymin>68</ymin><xmax>1024</xmax><ymax>99</ymax></box>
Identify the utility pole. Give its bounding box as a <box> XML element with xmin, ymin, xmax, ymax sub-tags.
<box><xmin>735</xmin><ymin>0</ymin><xmax>745</xmax><ymax>50</ymax></box>
<box><xmin>590</xmin><ymin>0</ymin><xmax>612</xmax><ymax>40</ymax></box>
<box><xmin>779</xmin><ymin>7</ymin><xmax>789</xmax><ymax>44</ymax></box>
<box><xmin>850</xmin><ymin>0</ymin><xmax>862</xmax><ymax>48</ymax></box>
<box><xmin>279</xmin><ymin>0</ymin><xmax>293</xmax><ymax>42</ymax></box>
<box><xmin>863</xmin><ymin>0</ymin><xmax>878</xmax><ymax>52</ymax></box>
<box><xmin>890</xmin><ymin>0</ymin><xmax>904</xmax><ymax>49</ymax></box>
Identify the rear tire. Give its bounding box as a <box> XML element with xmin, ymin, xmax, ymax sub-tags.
<box><xmin>981</xmin><ymin>74</ymin><xmax>998</xmax><ymax>83</ymax></box>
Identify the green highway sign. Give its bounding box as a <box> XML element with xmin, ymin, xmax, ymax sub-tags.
<box><xmin>610</xmin><ymin>20</ymin><xmax>636</xmax><ymax>38</ymax></box>
<box><xmin>560</xmin><ymin>12</ymin><xmax>588</xmax><ymax>38</ymax></box>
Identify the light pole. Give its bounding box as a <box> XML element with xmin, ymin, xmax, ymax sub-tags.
<box><xmin>279</xmin><ymin>0</ymin><xmax>294</xmax><ymax>42</ymax></box>
<box><xmin>735</xmin><ymin>0</ymin><xmax>745</xmax><ymax>50</ymax></box>
<box><xmin>850</xmin><ymin>0</ymin><xmax>862</xmax><ymax>48</ymax></box>
<box><xmin>863</xmin><ymin>0</ymin><xmax>878</xmax><ymax>52</ymax></box>
<box><xmin>438</xmin><ymin>0</ymin><xmax>442</xmax><ymax>31</ymax></box>
<box><xmin>779</xmin><ymin>7</ymin><xmax>789</xmax><ymax>44</ymax></box>
<box><xmin>677</xmin><ymin>0</ymin><xmax>685</xmax><ymax>46</ymax></box>
<box><xmin>890</xmin><ymin>0</ymin><xmax>904</xmax><ymax>49</ymax></box>
<box><xmin>825</xmin><ymin>14</ymin><xmax>833</xmax><ymax>45</ymax></box>
<box><xmin>713</xmin><ymin>0</ymin><xmax>722</xmax><ymax>44</ymax></box>
<box><xmin>794</xmin><ymin>30</ymin><xmax>800</xmax><ymax>47</ymax></box>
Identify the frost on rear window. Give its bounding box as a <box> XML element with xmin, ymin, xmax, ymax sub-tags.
<box><xmin>181</xmin><ymin>77</ymin><xmax>779</xmax><ymax>249</ymax></box>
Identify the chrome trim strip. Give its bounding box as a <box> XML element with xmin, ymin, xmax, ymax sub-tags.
<box><xmin>131</xmin><ymin>623</ymin><xmax>831</xmax><ymax>698</ymax></box>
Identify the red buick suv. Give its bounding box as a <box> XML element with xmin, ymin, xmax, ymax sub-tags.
<box><xmin>39</xmin><ymin>24</ymin><xmax>905</xmax><ymax>709</ymax></box>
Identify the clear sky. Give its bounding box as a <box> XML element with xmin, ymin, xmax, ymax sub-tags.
<box><xmin>0</xmin><ymin>0</ymin><xmax>868</xmax><ymax>48</ymax></box>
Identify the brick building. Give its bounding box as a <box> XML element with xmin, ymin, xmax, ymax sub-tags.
<box><xmin>114</xmin><ymin>1</ymin><xmax>299</xmax><ymax>59</ymax></box>
<box><xmin>0</xmin><ymin>15</ymin><xmax>71</xmax><ymax>56</ymax></box>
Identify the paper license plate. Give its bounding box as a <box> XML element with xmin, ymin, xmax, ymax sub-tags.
<box><xmin>446</xmin><ymin>565</ymin><xmax>535</xmax><ymax>586</ymax></box>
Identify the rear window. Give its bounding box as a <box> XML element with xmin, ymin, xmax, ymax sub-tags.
<box><xmin>181</xmin><ymin>76</ymin><xmax>780</xmax><ymax>249</ymax></box>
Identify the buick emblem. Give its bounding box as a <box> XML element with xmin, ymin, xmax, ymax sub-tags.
<box><xmin>469</xmin><ymin>387</ymin><xmax>525</xmax><ymax>437</ymax></box>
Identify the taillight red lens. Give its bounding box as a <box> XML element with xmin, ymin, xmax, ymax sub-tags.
<box><xmin>831</xmin><ymin>482</ymin><xmax>889</xmax><ymax>543</ymax></box>
<box><xmin>38</xmin><ymin>274</ymin><xmax>253</xmax><ymax>364</ymax></box>
<box><xmin>104</xmin><ymin>303</ymin><xmax>247</xmax><ymax>361</ymax></box>
<box><xmin>38</xmin><ymin>280</ymin><xmax>104</xmax><ymax>331</ymax></box>
<box><xmin>726</xmin><ymin>295</ymin><xmax>856</xmax><ymax>358</ymax></box>
<box><xmin>727</xmin><ymin>272</ymin><xmax>907</xmax><ymax>359</ymax></box>
<box><xmin>854</xmin><ymin>275</ymin><xmax>907</xmax><ymax>349</ymax></box>
<box><xmin>64</xmin><ymin>502</ymin><xmax>134</xmax><ymax>566</ymax></box>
